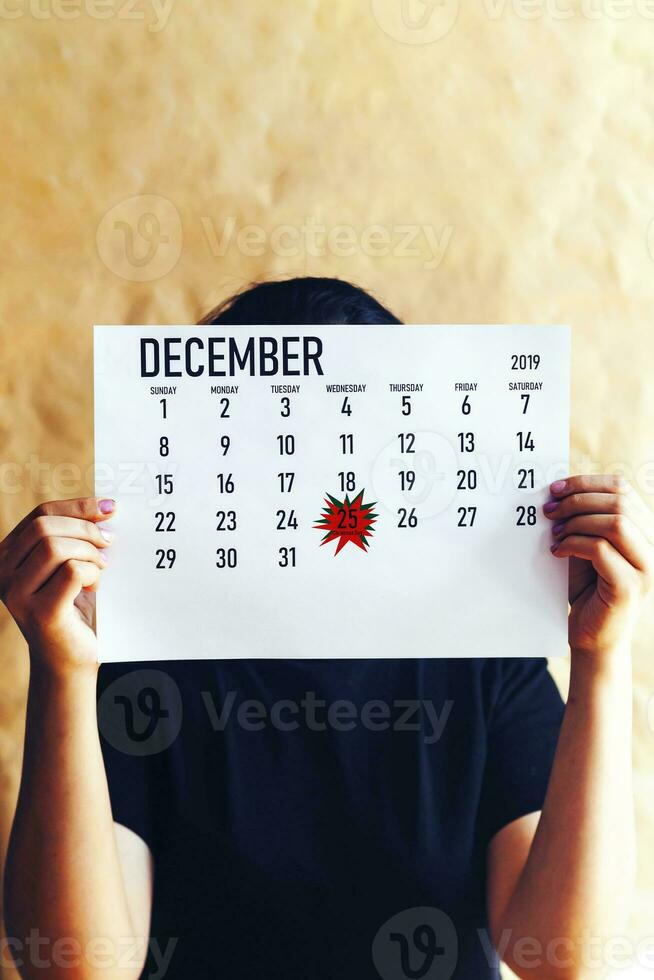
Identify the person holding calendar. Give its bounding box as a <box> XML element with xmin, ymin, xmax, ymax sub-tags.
<box><xmin>2</xmin><ymin>278</ymin><xmax>653</xmax><ymax>980</ymax></box>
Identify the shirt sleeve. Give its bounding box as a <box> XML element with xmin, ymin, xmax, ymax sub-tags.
<box><xmin>96</xmin><ymin>662</ymin><xmax>179</xmax><ymax>857</ymax></box>
<box><xmin>481</xmin><ymin>657</ymin><xmax>565</xmax><ymax>841</ymax></box>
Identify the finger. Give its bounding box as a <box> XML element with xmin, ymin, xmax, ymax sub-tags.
<box><xmin>10</xmin><ymin>516</ymin><xmax>114</xmax><ymax>571</ymax></box>
<box><xmin>550</xmin><ymin>534</ymin><xmax>638</xmax><ymax>601</ymax></box>
<box><xmin>9</xmin><ymin>537</ymin><xmax>107</xmax><ymax>601</ymax></box>
<box><xmin>7</xmin><ymin>497</ymin><xmax>116</xmax><ymax>543</ymax></box>
<box><xmin>551</xmin><ymin>514</ymin><xmax>652</xmax><ymax>573</ymax></box>
<box><xmin>549</xmin><ymin>475</ymin><xmax>631</xmax><ymax>498</ymax></box>
<box><xmin>37</xmin><ymin>559</ymin><xmax>102</xmax><ymax>608</ymax></box>
<box><xmin>549</xmin><ymin>475</ymin><xmax>654</xmax><ymax>543</ymax></box>
<box><xmin>544</xmin><ymin>492</ymin><xmax>637</xmax><ymax>522</ymax></box>
<box><xmin>545</xmin><ymin>489</ymin><xmax>654</xmax><ymax>547</ymax></box>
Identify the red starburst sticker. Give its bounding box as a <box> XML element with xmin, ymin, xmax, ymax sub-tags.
<box><xmin>314</xmin><ymin>489</ymin><xmax>378</xmax><ymax>555</ymax></box>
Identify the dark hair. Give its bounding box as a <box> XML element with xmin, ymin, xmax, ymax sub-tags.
<box><xmin>199</xmin><ymin>277</ymin><xmax>402</xmax><ymax>326</ymax></box>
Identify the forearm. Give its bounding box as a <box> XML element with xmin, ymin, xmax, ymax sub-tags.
<box><xmin>499</xmin><ymin>648</ymin><xmax>635</xmax><ymax>978</ymax></box>
<box><xmin>5</xmin><ymin>660</ymin><xmax>142</xmax><ymax>980</ymax></box>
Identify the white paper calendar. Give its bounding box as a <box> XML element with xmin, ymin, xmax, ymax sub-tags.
<box><xmin>94</xmin><ymin>324</ymin><xmax>570</xmax><ymax>662</ymax></box>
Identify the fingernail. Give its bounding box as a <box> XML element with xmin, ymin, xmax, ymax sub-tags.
<box><xmin>543</xmin><ymin>501</ymin><xmax>558</xmax><ymax>514</ymax></box>
<box><xmin>550</xmin><ymin>480</ymin><xmax>567</xmax><ymax>493</ymax></box>
<box><xmin>99</xmin><ymin>499</ymin><xmax>115</xmax><ymax>514</ymax></box>
<box><xmin>99</xmin><ymin>527</ymin><xmax>114</xmax><ymax>542</ymax></box>
<box><xmin>99</xmin><ymin>550</ymin><xmax>108</xmax><ymax>563</ymax></box>
<box><xmin>552</xmin><ymin>522</ymin><xmax>566</xmax><ymax>535</ymax></box>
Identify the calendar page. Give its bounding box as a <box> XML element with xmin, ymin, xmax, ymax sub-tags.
<box><xmin>94</xmin><ymin>324</ymin><xmax>570</xmax><ymax>662</ymax></box>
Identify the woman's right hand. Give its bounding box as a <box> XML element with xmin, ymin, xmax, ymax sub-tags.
<box><xmin>0</xmin><ymin>497</ymin><xmax>115</xmax><ymax>675</ymax></box>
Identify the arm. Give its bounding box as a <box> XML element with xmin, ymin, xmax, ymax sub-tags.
<box><xmin>487</xmin><ymin>474</ymin><xmax>652</xmax><ymax>980</ymax></box>
<box><xmin>1</xmin><ymin>498</ymin><xmax>153</xmax><ymax>980</ymax></box>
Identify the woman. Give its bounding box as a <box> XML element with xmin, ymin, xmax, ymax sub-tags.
<box><xmin>2</xmin><ymin>277</ymin><xmax>652</xmax><ymax>980</ymax></box>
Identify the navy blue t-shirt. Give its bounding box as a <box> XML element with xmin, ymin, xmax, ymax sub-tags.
<box><xmin>97</xmin><ymin>658</ymin><xmax>564</xmax><ymax>980</ymax></box>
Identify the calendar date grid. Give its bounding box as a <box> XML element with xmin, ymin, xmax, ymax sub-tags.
<box><xmin>145</xmin><ymin>350</ymin><xmax>546</xmax><ymax>575</ymax></box>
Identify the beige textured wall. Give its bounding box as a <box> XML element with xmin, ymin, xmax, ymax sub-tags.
<box><xmin>2</xmin><ymin>1</ymin><xmax>654</xmax><ymax>976</ymax></box>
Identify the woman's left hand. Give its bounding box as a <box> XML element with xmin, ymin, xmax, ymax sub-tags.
<box><xmin>544</xmin><ymin>475</ymin><xmax>654</xmax><ymax>666</ymax></box>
